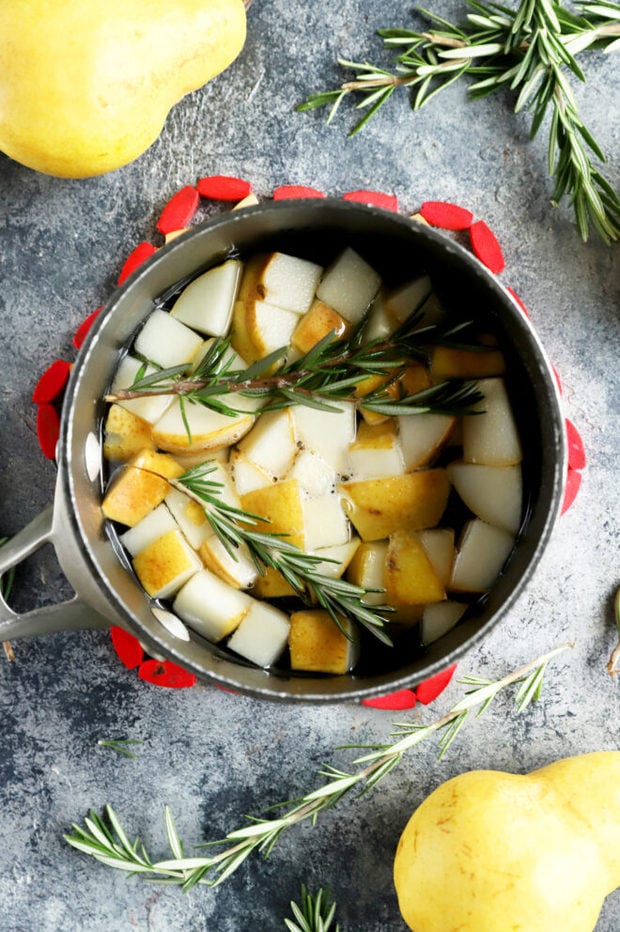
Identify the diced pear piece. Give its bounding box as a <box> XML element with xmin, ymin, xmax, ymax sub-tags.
<box><xmin>134</xmin><ymin>308</ymin><xmax>203</xmax><ymax>369</ymax></box>
<box><xmin>110</xmin><ymin>355</ymin><xmax>173</xmax><ymax>425</ymax></box>
<box><xmin>252</xmin><ymin>566</ymin><xmax>297</xmax><ymax>599</ymax></box>
<box><xmin>417</xmin><ymin>528</ymin><xmax>455</xmax><ymax>587</ymax></box>
<box><xmin>152</xmin><ymin>398</ymin><xmax>255</xmax><ymax>455</ymax></box>
<box><xmin>198</xmin><ymin>535</ymin><xmax>258</xmax><ymax>589</ymax></box>
<box><xmin>291</xmin><ymin>402</ymin><xmax>356</xmax><ymax>476</ymax></box>
<box><xmin>421</xmin><ymin>601</ymin><xmax>468</xmax><ymax>645</ymax></box>
<box><xmin>102</xmin><ymin>450</ymin><xmax>184</xmax><ymax>527</ymax></box>
<box><xmin>430</xmin><ymin>345</ymin><xmax>506</xmax><ymax>380</ymax></box>
<box><xmin>164</xmin><ymin>488</ymin><xmax>214</xmax><ymax>550</ymax></box>
<box><xmin>103</xmin><ymin>403</ymin><xmax>154</xmax><ymax>462</ymax></box>
<box><xmin>241</xmin><ymin>479</ymin><xmax>306</xmax><ymax>549</ymax></box>
<box><xmin>227</xmin><ymin>601</ymin><xmax>291</xmax><ymax>667</ymax></box>
<box><xmin>347</xmin><ymin>540</ymin><xmax>388</xmax><ymax>606</ymax></box>
<box><xmin>362</xmin><ymin>293</ymin><xmax>396</xmax><ymax>344</ymax></box>
<box><xmin>450</xmin><ymin>519</ymin><xmax>515</xmax><ymax>593</ymax></box>
<box><xmin>348</xmin><ymin>419</ymin><xmax>405</xmax><ymax>480</ymax></box>
<box><xmin>231</xmin><ymin>298</ymin><xmax>299</xmax><ymax>364</ymax></box>
<box><xmin>237</xmin><ymin>409</ymin><xmax>297</xmax><ymax>479</ymax></box>
<box><xmin>447</xmin><ymin>462</ymin><xmax>523</xmax><ymax>534</ymax></box>
<box><xmin>462</xmin><ymin>378</ymin><xmax>522</xmax><ymax>466</ymax></box>
<box><xmin>301</xmin><ymin>494</ymin><xmax>350</xmax><ymax>551</ymax></box>
<box><xmin>289</xmin><ymin>610</ymin><xmax>358</xmax><ymax>674</ymax></box>
<box><xmin>173</xmin><ymin>569</ymin><xmax>252</xmax><ymax>642</ymax></box>
<box><xmin>132</xmin><ymin>529</ymin><xmax>202</xmax><ymax>599</ymax></box>
<box><xmin>254</xmin><ymin>252</ymin><xmax>323</xmax><ymax>315</ymax></box>
<box><xmin>287</xmin><ymin>449</ymin><xmax>336</xmax><ymax>498</ymax></box>
<box><xmin>398</xmin><ymin>413</ymin><xmax>455</xmax><ymax>470</ymax></box>
<box><xmin>417</xmin><ymin>291</ymin><xmax>446</xmax><ymax>327</ymax></box>
<box><xmin>119</xmin><ymin>503</ymin><xmax>178</xmax><ymax>557</ymax></box>
<box><xmin>339</xmin><ymin>470</ymin><xmax>450</xmax><ymax>541</ymax></box>
<box><xmin>384</xmin><ymin>276</ymin><xmax>432</xmax><ymax>324</ymax></box>
<box><xmin>291</xmin><ymin>299</ymin><xmax>350</xmax><ymax>353</ymax></box>
<box><xmin>229</xmin><ymin>450</ymin><xmax>273</xmax><ymax>496</ymax></box>
<box><xmin>170</xmin><ymin>259</ymin><xmax>242</xmax><ymax>336</ymax></box>
<box><xmin>232</xmin><ymin>193</ymin><xmax>260</xmax><ymax>211</ymax></box>
<box><xmin>316</xmin><ymin>248</ymin><xmax>382</xmax><ymax>324</ymax></box>
<box><xmin>310</xmin><ymin>538</ymin><xmax>361</xmax><ymax>579</ymax></box>
<box><xmin>385</xmin><ymin>530</ymin><xmax>446</xmax><ymax>607</ymax></box>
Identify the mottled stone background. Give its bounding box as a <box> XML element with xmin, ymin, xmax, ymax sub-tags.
<box><xmin>0</xmin><ymin>1</ymin><xmax>618</xmax><ymax>929</ymax></box>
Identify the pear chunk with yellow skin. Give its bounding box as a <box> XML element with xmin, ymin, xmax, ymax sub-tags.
<box><xmin>338</xmin><ymin>470</ymin><xmax>450</xmax><ymax>541</ymax></box>
<box><xmin>347</xmin><ymin>541</ymin><xmax>388</xmax><ymax>607</ymax></box>
<box><xmin>119</xmin><ymin>503</ymin><xmax>178</xmax><ymax>557</ymax></box>
<box><xmin>289</xmin><ymin>610</ymin><xmax>358</xmax><ymax>674</ymax></box>
<box><xmin>240</xmin><ymin>480</ymin><xmax>306</xmax><ymax>550</ymax></box>
<box><xmin>394</xmin><ymin>752</ymin><xmax>620</xmax><ymax>932</ymax></box>
<box><xmin>385</xmin><ymin>530</ymin><xmax>446</xmax><ymax>611</ymax></box>
<box><xmin>102</xmin><ymin>449</ymin><xmax>184</xmax><ymax>527</ymax></box>
<box><xmin>430</xmin><ymin>345</ymin><xmax>506</xmax><ymax>380</ymax></box>
<box><xmin>291</xmin><ymin>300</ymin><xmax>350</xmax><ymax>353</ymax></box>
<box><xmin>348</xmin><ymin>419</ymin><xmax>405</xmax><ymax>480</ymax></box>
<box><xmin>152</xmin><ymin>398</ymin><xmax>255</xmax><ymax>455</ymax></box>
<box><xmin>0</xmin><ymin>0</ymin><xmax>247</xmax><ymax>178</ymax></box>
<box><xmin>132</xmin><ymin>529</ymin><xmax>202</xmax><ymax>599</ymax></box>
<box><xmin>103</xmin><ymin>404</ymin><xmax>154</xmax><ymax>462</ymax></box>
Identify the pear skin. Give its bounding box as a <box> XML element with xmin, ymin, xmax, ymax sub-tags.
<box><xmin>0</xmin><ymin>0</ymin><xmax>246</xmax><ymax>177</ymax></box>
<box><xmin>394</xmin><ymin>752</ymin><xmax>620</xmax><ymax>932</ymax></box>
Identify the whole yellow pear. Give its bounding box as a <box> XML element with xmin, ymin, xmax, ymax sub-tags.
<box><xmin>0</xmin><ymin>0</ymin><xmax>246</xmax><ymax>177</ymax></box>
<box><xmin>394</xmin><ymin>751</ymin><xmax>620</xmax><ymax>932</ymax></box>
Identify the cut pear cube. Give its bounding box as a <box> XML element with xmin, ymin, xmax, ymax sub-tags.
<box><xmin>316</xmin><ymin>248</ymin><xmax>382</xmax><ymax>324</ymax></box>
<box><xmin>430</xmin><ymin>345</ymin><xmax>505</xmax><ymax>380</ymax></box>
<box><xmin>447</xmin><ymin>461</ymin><xmax>523</xmax><ymax>534</ymax></box>
<box><xmin>302</xmin><ymin>493</ymin><xmax>350</xmax><ymax>551</ymax></box>
<box><xmin>289</xmin><ymin>610</ymin><xmax>358</xmax><ymax>674</ymax></box>
<box><xmin>450</xmin><ymin>518</ymin><xmax>515</xmax><ymax>593</ymax></box>
<box><xmin>287</xmin><ymin>449</ymin><xmax>336</xmax><ymax>498</ymax></box>
<box><xmin>170</xmin><ymin>259</ymin><xmax>242</xmax><ymax>336</ymax></box>
<box><xmin>119</xmin><ymin>503</ymin><xmax>178</xmax><ymax>557</ymax></box>
<box><xmin>173</xmin><ymin>568</ymin><xmax>252</xmax><ymax>642</ymax></box>
<box><xmin>417</xmin><ymin>528</ymin><xmax>455</xmax><ymax>587</ymax></box>
<box><xmin>292</xmin><ymin>300</ymin><xmax>350</xmax><ymax>353</ymax></box>
<box><xmin>240</xmin><ymin>480</ymin><xmax>305</xmax><ymax>549</ymax></box>
<box><xmin>227</xmin><ymin>600</ymin><xmax>291</xmax><ymax>667</ymax></box>
<box><xmin>421</xmin><ymin>601</ymin><xmax>468</xmax><ymax>645</ymax></box>
<box><xmin>111</xmin><ymin>356</ymin><xmax>173</xmax><ymax>425</ymax></box>
<box><xmin>310</xmin><ymin>538</ymin><xmax>361</xmax><ymax>579</ymax></box>
<box><xmin>291</xmin><ymin>402</ymin><xmax>356</xmax><ymax>476</ymax></box>
<box><xmin>229</xmin><ymin>450</ymin><xmax>273</xmax><ymax>496</ymax></box>
<box><xmin>165</xmin><ymin>488</ymin><xmax>214</xmax><ymax>550</ymax></box>
<box><xmin>132</xmin><ymin>529</ymin><xmax>202</xmax><ymax>599</ymax></box>
<box><xmin>252</xmin><ymin>566</ymin><xmax>296</xmax><ymax>599</ymax></box>
<box><xmin>462</xmin><ymin>378</ymin><xmax>522</xmax><ymax>466</ymax></box>
<box><xmin>348</xmin><ymin>419</ymin><xmax>405</xmax><ymax>480</ymax></box>
<box><xmin>347</xmin><ymin>541</ymin><xmax>388</xmax><ymax>606</ymax></box>
<box><xmin>385</xmin><ymin>529</ymin><xmax>446</xmax><ymax>607</ymax></box>
<box><xmin>152</xmin><ymin>398</ymin><xmax>255</xmax><ymax>455</ymax></box>
<box><xmin>103</xmin><ymin>403</ymin><xmax>154</xmax><ymax>462</ymax></box>
<box><xmin>134</xmin><ymin>308</ymin><xmax>203</xmax><ymax>369</ymax></box>
<box><xmin>398</xmin><ymin>413</ymin><xmax>455</xmax><ymax>470</ymax></box>
<box><xmin>237</xmin><ymin>408</ymin><xmax>297</xmax><ymax>479</ymax></box>
<box><xmin>383</xmin><ymin>276</ymin><xmax>432</xmax><ymax>324</ymax></box>
<box><xmin>255</xmin><ymin>252</ymin><xmax>324</xmax><ymax>315</ymax></box>
<box><xmin>102</xmin><ymin>450</ymin><xmax>184</xmax><ymax>527</ymax></box>
<box><xmin>361</xmin><ymin>293</ymin><xmax>396</xmax><ymax>344</ymax></box>
<box><xmin>338</xmin><ymin>470</ymin><xmax>450</xmax><ymax>541</ymax></box>
<box><xmin>198</xmin><ymin>535</ymin><xmax>258</xmax><ymax>589</ymax></box>
<box><xmin>231</xmin><ymin>298</ymin><xmax>299</xmax><ymax>364</ymax></box>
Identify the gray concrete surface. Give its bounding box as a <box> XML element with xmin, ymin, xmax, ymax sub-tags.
<box><xmin>0</xmin><ymin>1</ymin><xmax>619</xmax><ymax>929</ymax></box>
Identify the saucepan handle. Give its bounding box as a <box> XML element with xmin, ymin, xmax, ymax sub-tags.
<box><xmin>0</xmin><ymin>505</ymin><xmax>110</xmax><ymax>640</ymax></box>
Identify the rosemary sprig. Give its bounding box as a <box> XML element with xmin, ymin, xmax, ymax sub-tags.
<box><xmin>173</xmin><ymin>463</ymin><xmax>394</xmax><ymax>646</ymax></box>
<box><xmin>107</xmin><ymin>321</ymin><xmax>484</xmax><ymax>420</ymax></box>
<box><xmin>285</xmin><ymin>885</ymin><xmax>340</xmax><ymax>932</ymax></box>
<box><xmin>298</xmin><ymin>0</ymin><xmax>620</xmax><ymax>243</ymax></box>
<box><xmin>64</xmin><ymin>643</ymin><xmax>572</xmax><ymax>889</ymax></box>
<box><xmin>97</xmin><ymin>738</ymin><xmax>144</xmax><ymax>760</ymax></box>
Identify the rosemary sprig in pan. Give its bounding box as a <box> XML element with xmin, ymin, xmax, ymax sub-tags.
<box><xmin>285</xmin><ymin>886</ymin><xmax>339</xmax><ymax>932</ymax></box>
<box><xmin>171</xmin><ymin>463</ymin><xmax>394</xmax><ymax>645</ymax></box>
<box><xmin>298</xmin><ymin>0</ymin><xmax>620</xmax><ymax>244</ymax></box>
<box><xmin>107</xmin><ymin>316</ymin><xmax>484</xmax><ymax>420</ymax></box>
<box><xmin>64</xmin><ymin>643</ymin><xmax>572</xmax><ymax>889</ymax></box>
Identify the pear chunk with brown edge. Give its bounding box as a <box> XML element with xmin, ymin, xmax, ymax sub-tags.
<box><xmin>338</xmin><ymin>470</ymin><xmax>450</xmax><ymax>542</ymax></box>
<box><xmin>240</xmin><ymin>479</ymin><xmax>305</xmax><ymax>550</ymax></box>
<box><xmin>394</xmin><ymin>751</ymin><xmax>620</xmax><ymax>932</ymax></box>
<box><xmin>132</xmin><ymin>528</ymin><xmax>202</xmax><ymax>599</ymax></box>
<box><xmin>103</xmin><ymin>403</ymin><xmax>154</xmax><ymax>462</ymax></box>
<box><xmin>102</xmin><ymin>449</ymin><xmax>184</xmax><ymax>527</ymax></box>
<box><xmin>385</xmin><ymin>530</ymin><xmax>446</xmax><ymax>614</ymax></box>
<box><xmin>347</xmin><ymin>540</ymin><xmax>388</xmax><ymax>607</ymax></box>
<box><xmin>289</xmin><ymin>609</ymin><xmax>358</xmax><ymax>674</ymax></box>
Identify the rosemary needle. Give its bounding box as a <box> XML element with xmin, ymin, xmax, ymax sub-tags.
<box><xmin>285</xmin><ymin>885</ymin><xmax>340</xmax><ymax>932</ymax></box>
<box><xmin>64</xmin><ymin>643</ymin><xmax>572</xmax><ymax>890</ymax></box>
<box><xmin>97</xmin><ymin>739</ymin><xmax>144</xmax><ymax>760</ymax></box>
<box><xmin>298</xmin><ymin>0</ymin><xmax>620</xmax><ymax>244</ymax></box>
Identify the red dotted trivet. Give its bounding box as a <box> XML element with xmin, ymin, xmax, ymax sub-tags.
<box><xmin>32</xmin><ymin>181</ymin><xmax>587</xmax><ymax>702</ymax></box>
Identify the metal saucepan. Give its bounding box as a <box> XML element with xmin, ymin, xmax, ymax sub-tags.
<box><xmin>0</xmin><ymin>200</ymin><xmax>566</xmax><ymax>701</ymax></box>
